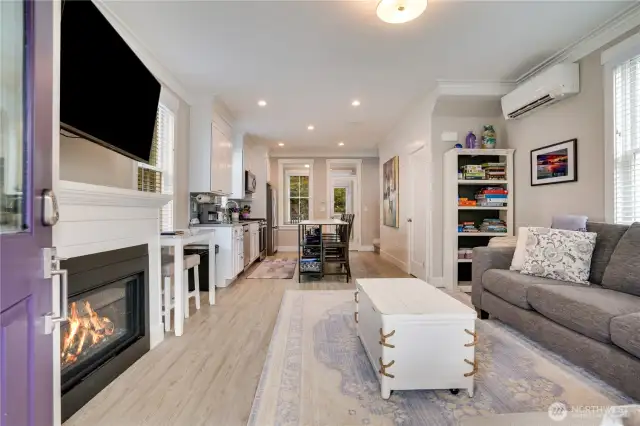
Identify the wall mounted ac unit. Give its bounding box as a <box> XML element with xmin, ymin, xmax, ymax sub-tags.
<box><xmin>501</xmin><ymin>63</ymin><xmax>580</xmax><ymax>120</ymax></box>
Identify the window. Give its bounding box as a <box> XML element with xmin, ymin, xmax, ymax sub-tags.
<box><xmin>613</xmin><ymin>55</ymin><xmax>640</xmax><ymax>224</ymax></box>
<box><xmin>278</xmin><ymin>159</ymin><xmax>314</xmax><ymax>226</ymax></box>
<box><xmin>333</xmin><ymin>187</ymin><xmax>346</xmax><ymax>214</ymax></box>
<box><xmin>286</xmin><ymin>173</ymin><xmax>310</xmax><ymax>224</ymax></box>
<box><xmin>138</xmin><ymin>104</ymin><xmax>174</xmax><ymax>231</ymax></box>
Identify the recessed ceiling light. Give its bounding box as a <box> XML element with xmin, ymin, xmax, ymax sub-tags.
<box><xmin>377</xmin><ymin>0</ymin><xmax>428</xmax><ymax>24</ymax></box>
<box><xmin>304</xmin><ymin>164</ymin><xmax>310</xmax><ymax>168</ymax></box>
<box><xmin>258</xmin><ymin>100</ymin><xmax>267</xmax><ymax>107</ymax></box>
<box><xmin>338</xmin><ymin>142</ymin><xmax>345</xmax><ymax>146</ymax></box>
<box><xmin>307</xmin><ymin>125</ymin><xmax>315</xmax><ymax>131</ymax></box>
<box><xmin>351</xmin><ymin>100</ymin><xmax>361</xmax><ymax>107</ymax></box>
<box><xmin>278</xmin><ymin>142</ymin><xmax>284</xmax><ymax>146</ymax></box>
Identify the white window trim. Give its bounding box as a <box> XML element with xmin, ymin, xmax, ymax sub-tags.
<box><xmin>602</xmin><ymin>35</ymin><xmax>640</xmax><ymax>223</ymax></box>
<box><xmin>277</xmin><ymin>159</ymin><xmax>314</xmax><ymax>228</ymax></box>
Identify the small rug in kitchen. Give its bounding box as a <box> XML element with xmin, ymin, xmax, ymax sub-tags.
<box><xmin>246</xmin><ymin>258</ymin><xmax>297</xmax><ymax>279</ymax></box>
<box><xmin>248</xmin><ymin>290</ymin><xmax>633</xmax><ymax>426</ymax></box>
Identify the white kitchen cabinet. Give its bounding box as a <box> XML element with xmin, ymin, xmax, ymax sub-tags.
<box><xmin>189</xmin><ymin>101</ymin><xmax>234</xmax><ymax>195</ymax></box>
<box><xmin>249</xmin><ymin>223</ymin><xmax>259</xmax><ymax>262</ymax></box>
<box><xmin>207</xmin><ymin>225</ymin><xmax>243</xmax><ymax>287</ymax></box>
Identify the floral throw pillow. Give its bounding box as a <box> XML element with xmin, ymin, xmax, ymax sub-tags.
<box><xmin>520</xmin><ymin>227</ymin><xmax>597</xmax><ymax>284</ymax></box>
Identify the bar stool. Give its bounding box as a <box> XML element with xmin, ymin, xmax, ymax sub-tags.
<box><xmin>161</xmin><ymin>254</ymin><xmax>201</xmax><ymax>333</ymax></box>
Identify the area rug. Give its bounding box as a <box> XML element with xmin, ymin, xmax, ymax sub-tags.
<box><xmin>246</xmin><ymin>258</ymin><xmax>297</xmax><ymax>279</ymax></box>
<box><xmin>248</xmin><ymin>290</ymin><xmax>634</xmax><ymax>426</ymax></box>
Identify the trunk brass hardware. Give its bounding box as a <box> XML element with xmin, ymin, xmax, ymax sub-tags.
<box><xmin>354</xmin><ymin>291</ymin><xmax>359</xmax><ymax>303</ymax></box>
<box><xmin>354</xmin><ymin>311</ymin><xmax>359</xmax><ymax>323</ymax></box>
<box><xmin>464</xmin><ymin>358</ymin><xmax>478</xmax><ymax>377</ymax></box>
<box><xmin>464</xmin><ymin>329</ymin><xmax>478</xmax><ymax>347</ymax></box>
<box><xmin>378</xmin><ymin>358</ymin><xmax>395</xmax><ymax>378</ymax></box>
<box><xmin>379</xmin><ymin>328</ymin><xmax>396</xmax><ymax>348</ymax></box>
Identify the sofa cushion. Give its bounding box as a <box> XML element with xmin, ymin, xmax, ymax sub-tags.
<box><xmin>602</xmin><ymin>222</ymin><xmax>640</xmax><ymax>296</ymax></box>
<box><xmin>587</xmin><ymin>222</ymin><xmax>629</xmax><ymax>285</ymax></box>
<box><xmin>482</xmin><ymin>269</ymin><xmax>573</xmax><ymax>310</ymax></box>
<box><xmin>611</xmin><ymin>313</ymin><xmax>640</xmax><ymax>359</ymax></box>
<box><xmin>527</xmin><ymin>285</ymin><xmax>640</xmax><ymax>343</ymax></box>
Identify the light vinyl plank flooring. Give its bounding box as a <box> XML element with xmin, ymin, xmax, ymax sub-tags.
<box><xmin>64</xmin><ymin>252</ymin><xmax>410</xmax><ymax>426</ymax></box>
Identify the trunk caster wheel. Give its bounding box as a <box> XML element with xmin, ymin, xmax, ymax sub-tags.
<box><xmin>450</xmin><ymin>389</ymin><xmax>460</xmax><ymax>395</ymax></box>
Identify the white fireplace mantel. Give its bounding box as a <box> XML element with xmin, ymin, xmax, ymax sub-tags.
<box><xmin>53</xmin><ymin>180</ymin><xmax>171</xmax><ymax>350</ymax></box>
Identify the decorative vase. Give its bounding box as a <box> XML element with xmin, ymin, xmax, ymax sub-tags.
<box><xmin>482</xmin><ymin>125</ymin><xmax>496</xmax><ymax>149</ymax></box>
<box><xmin>465</xmin><ymin>131</ymin><xmax>476</xmax><ymax>149</ymax></box>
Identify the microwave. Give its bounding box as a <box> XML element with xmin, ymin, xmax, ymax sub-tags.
<box><xmin>245</xmin><ymin>170</ymin><xmax>257</xmax><ymax>193</ymax></box>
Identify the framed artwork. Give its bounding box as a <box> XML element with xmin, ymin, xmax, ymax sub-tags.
<box><xmin>530</xmin><ymin>139</ymin><xmax>577</xmax><ymax>186</ymax></box>
<box><xmin>383</xmin><ymin>156</ymin><xmax>399</xmax><ymax>227</ymax></box>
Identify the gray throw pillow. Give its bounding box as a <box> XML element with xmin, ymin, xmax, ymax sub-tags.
<box><xmin>601</xmin><ymin>222</ymin><xmax>640</xmax><ymax>297</ymax></box>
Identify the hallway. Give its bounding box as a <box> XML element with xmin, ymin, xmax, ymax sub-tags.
<box><xmin>64</xmin><ymin>252</ymin><xmax>410</xmax><ymax>426</ymax></box>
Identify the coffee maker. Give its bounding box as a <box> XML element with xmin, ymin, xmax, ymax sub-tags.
<box><xmin>198</xmin><ymin>203</ymin><xmax>223</xmax><ymax>224</ymax></box>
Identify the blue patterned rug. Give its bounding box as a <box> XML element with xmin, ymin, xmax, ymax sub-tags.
<box><xmin>248</xmin><ymin>290</ymin><xmax>634</xmax><ymax>426</ymax></box>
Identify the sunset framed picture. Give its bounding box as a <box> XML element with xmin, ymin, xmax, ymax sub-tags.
<box><xmin>530</xmin><ymin>139</ymin><xmax>577</xmax><ymax>186</ymax></box>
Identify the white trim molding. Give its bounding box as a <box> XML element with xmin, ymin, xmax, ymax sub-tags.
<box><xmin>380</xmin><ymin>249</ymin><xmax>409</xmax><ymax>273</ymax></box>
<box><xmin>359</xmin><ymin>245</ymin><xmax>374</xmax><ymax>252</ymax></box>
<box><xmin>277</xmin><ymin>159</ymin><xmax>315</xmax><ymax>227</ymax></box>
<box><xmin>517</xmin><ymin>3</ymin><xmax>640</xmax><ymax>83</ymax></box>
<box><xmin>325</xmin><ymin>159</ymin><xmax>363</xmax><ymax>250</ymax></box>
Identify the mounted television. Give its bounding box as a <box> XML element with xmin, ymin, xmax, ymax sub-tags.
<box><xmin>60</xmin><ymin>0</ymin><xmax>161</xmax><ymax>164</ymax></box>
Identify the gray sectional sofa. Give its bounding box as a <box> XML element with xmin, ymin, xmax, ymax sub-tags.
<box><xmin>472</xmin><ymin>222</ymin><xmax>640</xmax><ymax>400</ymax></box>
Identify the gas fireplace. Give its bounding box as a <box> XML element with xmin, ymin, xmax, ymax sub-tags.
<box><xmin>60</xmin><ymin>245</ymin><xmax>149</xmax><ymax>422</ymax></box>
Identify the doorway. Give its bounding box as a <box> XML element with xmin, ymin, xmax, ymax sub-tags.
<box><xmin>408</xmin><ymin>146</ymin><xmax>429</xmax><ymax>280</ymax></box>
<box><xmin>326</xmin><ymin>159</ymin><xmax>362</xmax><ymax>250</ymax></box>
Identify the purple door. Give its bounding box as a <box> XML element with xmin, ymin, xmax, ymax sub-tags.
<box><xmin>1</xmin><ymin>0</ymin><xmax>54</xmax><ymax>425</ymax></box>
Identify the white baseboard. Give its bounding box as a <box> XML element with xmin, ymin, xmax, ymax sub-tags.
<box><xmin>150</xmin><ymin>324</ymin><xmax>165</xmax><ymax>349</ymax></box>
<box><xmin>429</xmin><ymin>276</ymin><xmax>444</xmax><ymax>288</ymax></box>
<box><xmin>380</xmin><ymin>249</ymin><xmax>408</xmax><ymax>272</ymax></box>
<box><xmin>359</xmin><ymin>245</ymin><xmax>374</xmax><ymax>252</ymax></box>
<box><xmin>277</xmin><ymin>246</ymin><xmax>298</xmax><ymax>252</ymax></box>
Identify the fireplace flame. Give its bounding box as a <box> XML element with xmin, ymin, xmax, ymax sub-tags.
<box><xmin>61</xmin><ymin>301</ymin><xmax>115</xmax><ymax>367</ymax></box>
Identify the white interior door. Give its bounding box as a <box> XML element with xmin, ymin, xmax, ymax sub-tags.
<box><xmin>409</xmin><ymin>146</ymin><xmax>428</xmax><ymax>280</ymax></box>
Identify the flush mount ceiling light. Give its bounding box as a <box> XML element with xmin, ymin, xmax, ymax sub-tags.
<box><xmin>376</xmin><ymin>0</ymin><xmax>428</xmax><ymax>24</ymax></box>
<box><xmin>307</xmin><ymin>125</ymin><xmax>315</xmax><ymax>131</ymax></box>
<box><xmin>278</xmin><ymin>142</ymin><xmax>285</xmax><ymax>146</ymax></box>
<box><xmin>351</xmin><ymin>100</ymin><xmax>361</xmax><ymax>107</ymax></box>
<box><xmin>258</xmin><ymin>100</ymin><xmax>267</xmax><ymax>107</ymax></box>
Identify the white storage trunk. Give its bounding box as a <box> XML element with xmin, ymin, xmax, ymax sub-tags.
<box><xmin>355</xmin><ymin>278</ymin><xmax>477</xmax><ymax>399</ymax></box>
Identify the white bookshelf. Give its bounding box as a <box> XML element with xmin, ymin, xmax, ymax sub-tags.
<box><xmin>444</xmin><ymin>148</ymin><xmax>515</xmax><ymax>292</ymax></box>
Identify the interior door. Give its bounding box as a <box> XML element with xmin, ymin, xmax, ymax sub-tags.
<box><xmin>409</xmin><ymin>146</ymin><xmax>428</xmax><ymax>280</ymax></box>
<box><xmin>0</xmin><ymin>1</ymin><xmax>55</xmax><ymax>425</ymax></box>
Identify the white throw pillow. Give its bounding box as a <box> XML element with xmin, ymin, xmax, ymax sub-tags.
<box><xmin>510</xmin><ymin>227</ymin><xmax>538</xmax><ymax>271</ymax></box>
<box><xmin>520</xmin><ymin>227</ymin><xmax>597</xmax><ymax>284</ymax></box>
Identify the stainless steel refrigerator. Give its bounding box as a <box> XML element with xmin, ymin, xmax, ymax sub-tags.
<box><xmin>266</xmin><ymin>183</ymin><xmax>278</xmax><ymax>255</ymax></box>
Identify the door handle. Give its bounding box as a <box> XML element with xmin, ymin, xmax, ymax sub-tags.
<box><xmin>42</xmin><ymin>189</ymin><xmax>59</xmax><ymax>226</ymax></box>
<box><xmin>407</xmin><ymin>218</ymin><xmax>412</xmax><ymax>223</ymax></box>
<box><xmin>43</xmin><ymin>248</ymin><xmax>69</xmax><ymax>334</ymax></box>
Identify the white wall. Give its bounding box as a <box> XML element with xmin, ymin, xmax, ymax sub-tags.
<box><xmin>59</xmin><ymin>135</ymin><xmax>136</xmax><ymax>189</ymax></box>
<box><xmin>378</xmin><ymin>93</ymin><xmax>437</xmax><ymax>272</ymax></box>
<box><xmin>505</xmin><ymin>50</ymin><xmax>605</xmax><ymax>227</ymax></box>
<box><xmin>430</xmin><ymin>110</ymin><xmax>507</xmax><ymax>277</ymax></box>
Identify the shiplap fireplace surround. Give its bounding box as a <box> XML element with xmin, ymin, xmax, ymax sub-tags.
<box><xmin>52</xmin><ymin>180</ymin><xmax>170</xmax><ymax>424</ymax></box>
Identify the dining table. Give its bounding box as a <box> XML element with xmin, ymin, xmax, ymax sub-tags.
<box><xmin>160</xmin><ymin>228</ymin><xmax>216</xmax><ymax>336</ymax></box>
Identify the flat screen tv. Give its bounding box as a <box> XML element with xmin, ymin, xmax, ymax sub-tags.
<box><xmin>60</xmin><ymin>0</ymin><xmax>161</xmax><ymax>164</ymax></box>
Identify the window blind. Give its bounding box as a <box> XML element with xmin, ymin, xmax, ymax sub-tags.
<box><xmin>614</xmin><ymin>56</ymin><xmax>640</xmax><ymax>225</ymax></box>
<box><xmin>138</xmin><ymin>104</ymin><xmax>174</xmax><ymax>231</ymax></box>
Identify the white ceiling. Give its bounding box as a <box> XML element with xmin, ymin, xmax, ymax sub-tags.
<box><xmin>106</xmin><ymin>0</ymin><xmax>632</xmax><ymax>152</ymax></box>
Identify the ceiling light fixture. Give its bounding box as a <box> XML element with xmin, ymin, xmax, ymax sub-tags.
<box><xmin>338</xmin><ymin>142</ymin><xmax>345</xmax><ymax>146</ymax></box>
<box><xmin>278</xmin><ymin>142</ymin><xmax>285</xmax><ymax>146</ymax></box>
<box><xmin>351</xmin><ymin>100</ymin><xmax>361</xmax><ymax>107</ymax></box>
<box><xmin>304</xmin><ymin>164</ymin><xmax>310</xmax><ymax>168</ymax></box>
<box><xmin>376</xmin><ymin>0</ymin><xmax>428</xmax><ymax>24</ymax></box>
<box><xmin>307</xmin><ymin>125</ymin><xmax>315</xmax><ymax>131</ymax></box>
<box><xmin>258</xmin><ymin>100</ymin><xmax>267</xmax><ymax>107</ymax></box>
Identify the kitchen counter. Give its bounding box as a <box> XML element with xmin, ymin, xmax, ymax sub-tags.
<box><xmin>191</xmin><ymin>220</ymin><xmax>265</xmax><ymax>228</ymax></box>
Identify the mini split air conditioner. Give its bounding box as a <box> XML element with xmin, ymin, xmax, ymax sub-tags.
<box><xmin>501</xmin><ymin>63</ymin><xmax>580</xmax><ymax>120</ymax></box>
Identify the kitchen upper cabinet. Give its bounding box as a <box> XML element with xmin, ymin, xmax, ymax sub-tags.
<box><xmin>189</xmin><ymin>101</ymin><xmax>234</xmax><ymax>195</ymax></box>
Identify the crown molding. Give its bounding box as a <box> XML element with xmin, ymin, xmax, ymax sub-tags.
<box><xmin>516</xmin><ymin>3</ymin><xmax>640</xmax><ymax>83</ymax></box>
<box><xmin>93</xmin><ymin>0</ymin><xmax>196</xmax><ymax>105</ymax></box>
